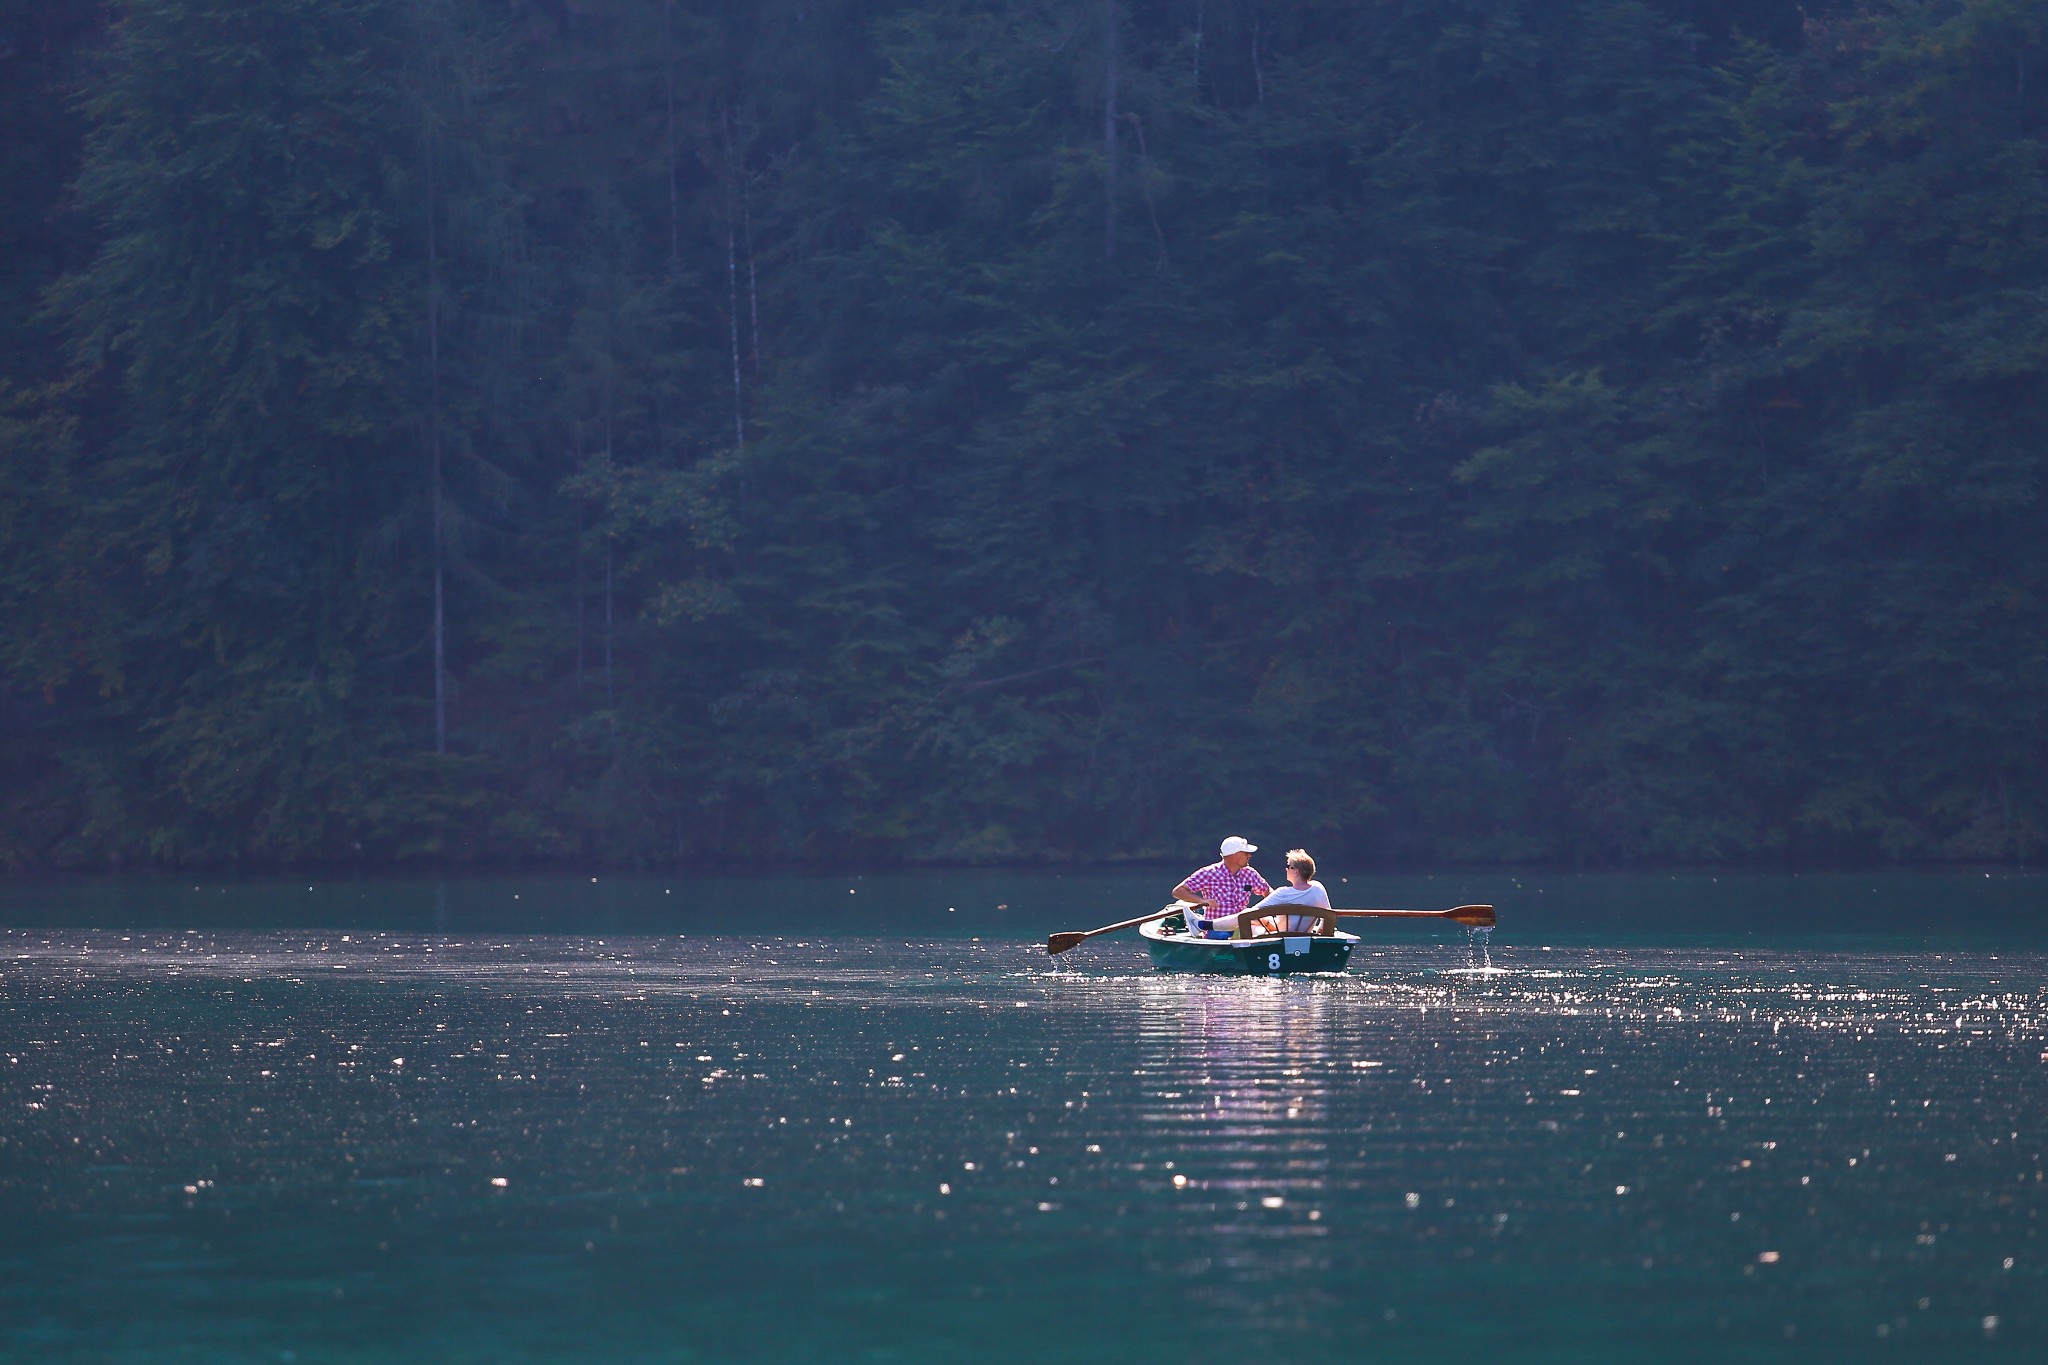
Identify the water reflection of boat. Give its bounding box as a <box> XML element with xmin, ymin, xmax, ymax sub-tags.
<box><xmin>1129</xmin><ymin>972</ymin><xmax>1341</xmax><ymax>1315</ymax></box>
<box><xmin>1141</xmin><ymin>912</ymin><xmax>1357</xmax><ymax>975</ymax></box>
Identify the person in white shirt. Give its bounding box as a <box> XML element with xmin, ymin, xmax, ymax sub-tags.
<box><xmin>1234</xmin><ymin>849</ymin><xmax>1334</xmax><ymax>937</ymax></box>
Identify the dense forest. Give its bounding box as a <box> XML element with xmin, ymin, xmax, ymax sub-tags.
<box><xmin>2</xmin><ymin>0</ymin><xmax>2045</xmax><ymax>870</ymax></box>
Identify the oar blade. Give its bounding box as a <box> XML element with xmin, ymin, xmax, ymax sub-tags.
<box><xmin>1448</xmin><ymin>903</ymin><xmax>1496</xmax><ymax>928</ymax></box>
<box><xmin>1046</xmin><ymin>931</ymin><xmax>1088</xmax><ymax>955</ymax></box>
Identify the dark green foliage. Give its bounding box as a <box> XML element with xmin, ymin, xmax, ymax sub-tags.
<box><xmin>3</xmin><ymin>0</ymin><xmax>2045</xmax><ymax>868</ymax></box>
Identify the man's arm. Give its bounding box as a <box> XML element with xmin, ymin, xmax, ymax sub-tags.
<box><xmin>1173</xmin><ymin>866</ymin><xmax>1222</xmax><ymax>907</ymax></box>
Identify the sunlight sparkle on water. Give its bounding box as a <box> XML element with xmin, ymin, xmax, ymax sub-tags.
<box><xmin>2</xmin><ymin>905</ymin><xmax>2046</xmax><ymax>1362</ymax></box>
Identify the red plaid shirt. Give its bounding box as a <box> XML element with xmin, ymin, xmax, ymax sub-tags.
<box><xmin>1180</xmin><ymin>860</ymin><xmax>1272</xmax><ymax>917</ymax></box>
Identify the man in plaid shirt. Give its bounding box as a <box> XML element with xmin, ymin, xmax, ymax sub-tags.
<box><xmin>1170</xmin><ymin>836</ymin><xmax>1272</xmax><ymax>936</ymax></box>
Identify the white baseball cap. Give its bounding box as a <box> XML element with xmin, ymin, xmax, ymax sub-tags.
<box><xmin>1219</xmin><ymin>835</ymin><xmax>1258</xmax><ymax>856</ymax></box>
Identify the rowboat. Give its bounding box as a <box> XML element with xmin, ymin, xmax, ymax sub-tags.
<box><xmin>1140</xmin><ymin>910</ymin><xmax>1358</xmax><ymax>975</ymax></box>
<box><xmin>1046</xmin><ymin>903</ymin><xmax>1487</xmax><ymax>962</ymax></box>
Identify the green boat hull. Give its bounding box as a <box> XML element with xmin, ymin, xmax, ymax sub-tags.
<box><xmin>1141</xmin><ymin>915</ymin><xmax>1357</xmax><ymax>975</ymax></box>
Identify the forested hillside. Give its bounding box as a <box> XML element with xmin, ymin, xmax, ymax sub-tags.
<box><xmin>3</xmin><ymin>0</ymin><xmax>2045</xmax><ymax>870</ymax></box>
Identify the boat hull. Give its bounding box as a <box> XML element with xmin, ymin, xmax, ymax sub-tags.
<box><xmin>1141</xmin><ymin>915</ymin><xmax>1356</xmax><ymax>975</ymax></box>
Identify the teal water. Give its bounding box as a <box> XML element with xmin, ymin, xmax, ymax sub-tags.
<box><xmin>4</xmin><ymin>866</ymin><xmax>2043</xmax><ymax>944</ymax></box>
<box><xmin>2</xmin><ymin>871</ymin><xmax>2046</xmax><ymax>1361</ymax></box>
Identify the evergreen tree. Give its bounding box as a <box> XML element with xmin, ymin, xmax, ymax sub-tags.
<box><xmin>8</xmin><ymin>0</ymin><xmax>2047</xmax><ymax>869</ymax></box>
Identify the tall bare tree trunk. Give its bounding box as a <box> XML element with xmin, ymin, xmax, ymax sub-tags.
<box><xmin>664</xmin><ymin>0</ymin><xmax>679</xmax><ymax>269</ymax></box>
<box><xmin>727</xmin><ymin>217</ymin><xmax>745</xmax><ymax>449</ymax></box>
<box><xmin>744</xmin><ymin>181</ymin><xmax>761</xmax><ymax>371</ymax></box>
<box><xmin>715</xmin><ymin>103</ymin><xmax>750</xmax><ymax>527</ymax></box>
<box><xmin>602</xmin><ymin>399</ymin><xmax>615</xmax><ymax>708</ymax></box>
<box><xmin>1251</xmin><ymin>2</ymin><xmax>1265</xmax><ymax>104</ymax></box>
<box><xmin>723</xmin><ymin>107</ymin><xmax>746</xmax><ymax>451</ymax></box>
<box><xmin>2020</xmin><ymin>52</ymin><xmax>2029</xmax><ymax>138</ymax></box>
<box><xmin>1103</xmin><ymin>0</ymin><xmax>1119</xmax><ymax>263</ymax></box>
<box><xmin>603</xmin><ymin>538</ymin><xmax>614</xmax><ymax>708</ymax></box>
<box><xmin>425</xmin><ymin>113</ymin><xmax>447</xmax><ymax>755</ymax></box>
<box><xmin>1124</xmin><ymin>112</ymin><xmax>1168</xmax><ymax>268</ymax></box>
<box><xmin>573</xmin><ymin>499</ymin><xmax>585</xmax><ymax>686</ymax></box>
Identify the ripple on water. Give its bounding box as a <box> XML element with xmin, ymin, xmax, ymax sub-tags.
<box><xmin>0</xmin><ymin>931</ymin><xmax>2043</xmax><ymax>1362</ymax></box>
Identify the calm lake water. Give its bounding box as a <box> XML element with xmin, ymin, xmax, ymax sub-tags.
<box><xmin>3</xmin><ymin>870</ymin><xmax>2046</xmax><ymax>1362</ymax></box>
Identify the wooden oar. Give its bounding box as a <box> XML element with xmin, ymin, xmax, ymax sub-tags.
<box><xmin>1332</xmin><ymin>903</ymin><xmax>1495</xmax><ymax>928</ymax></box>
<box><xmin>1047</xmin><ymin>905</ymin><xmax>1184</xmax><ymax>955</ymax></box>
<box><xmin>1050</xmin><ymin>902</ymin><xmax>1496</xmax><ymax>953</ymax></box>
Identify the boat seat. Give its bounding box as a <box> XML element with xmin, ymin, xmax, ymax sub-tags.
<box><xmin>1243</xmin><ymin>912</ymin><xmax>1332</xmax><ymax>937</ymax></box>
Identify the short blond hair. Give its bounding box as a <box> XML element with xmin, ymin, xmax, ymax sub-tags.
<box><xmin>1285</xmin><ymin>849</ymin><xmax>1315</xmax><ymax>880</ymax></box>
